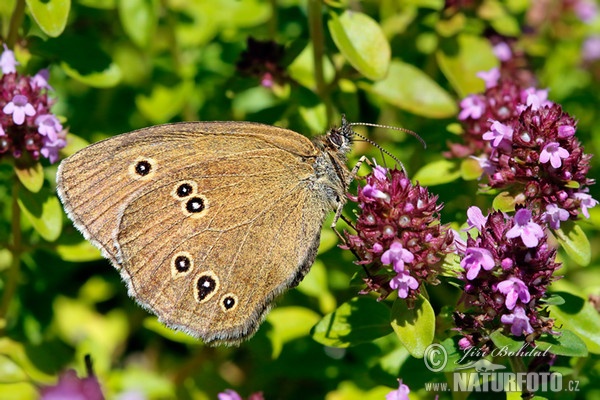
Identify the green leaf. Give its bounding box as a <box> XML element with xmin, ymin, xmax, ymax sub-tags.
<box><xmin>26</xmin><ymin>0</ymin><xmax>71</xmax><ymax>37</ymax></box>
<box><xmin>143</xmin><ymin>318</ymin><xmax>200</xmax><ymax>345</ymax></box>
<box><xmin>460</xmin><ymin>158</ymin><xmax>483</xmax><ymax>181</ymax></box>
<box><xmin>118</xmin><ymin>0</ymin><xmax>158</xmax><ymax>48</ymax></box>
<box><xmin>413</xmin><ymin>159</ymin><xmax>461</xmax><ymax>185</ymax></box>
<box><xmin>535</xmin><ymin>329</ymin><xmax>588</xmax><ymax>357</ymax></box>
<box><xmin>14</xmin><ymin>159</ymin><xmax>44</xmax><ymax>193</ymax></box>
<box><xmin>33</xmin><ymin>36</ymin><xmax>122</xmax><ymax>88</ymax></box>
<box><xmin>554</xmin><ymin>220</ymin><xmax>591</xmax><ymax>266</ymax></box>
<box><xmin>311</xmin><ymin>297</ymin><xmax>392</xmax><ymax>348</ymax></box>
<box><xmin>136</xmin><ymin>81</ymin><xmax>194</xmax><ymax>124</ymax></box>
<box><xmin>390</xmin><ymin>294</ymin><xmax>435</xmax><ymax>358</ymax></box>
<box><xmin>328</xmin><ymin>11</ymin><xmax>390</xmax><ymax>80</ymax></box>
<box><xmin>367</xmin><ymin>60</ymin><xmax>458</xmax><ymax>118</ymax></box>
<box><xmin>56</xmin><ymin>240</ymin><xmax>102</xmax><ymax>262</ymax></box>
<box><xmin>492</xmin><ymin>191</ymin><xmax>516</xmax><ymax>212</ymax></box>
<box><xmin>436</xmin><ymin>34</ymin><xmax>498</xmax><ymax>98</ymax></box>
<box><xmin>549</xmin><ymin>291</ymin><xmax>600</xmax><ymax>354</ymax></box>
<box><xmin>266</xmin><ymin>307</ymin><xmax>321</xmax><ymax>358</ymax></box>
<box><xmin>17</xmin><ymin>187</ymin><xmax>62</xmax><ymax>242</ymax></box>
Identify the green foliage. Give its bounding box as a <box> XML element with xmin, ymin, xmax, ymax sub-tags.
<box><xmin>0</xmin><ymin>0</ymin><xmax>599</xmax><ymax>399</ymax></box>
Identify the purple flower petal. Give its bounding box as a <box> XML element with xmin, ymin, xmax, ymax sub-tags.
<box><xmin>386</xmin><ymin>379</ymin><xmax>410</xmax><ymax>400</ymax></box>
<box><xmin>0</xmin><ymin>44</ymin><xmax>18</xmax><ymax>74</ymax></box>
<box><xmin>476</xmin><ymin>68</ymin><xmax>500</xmax><ymax>89</ymax></box>
<box><xmin>506</xmin><ymin>209</ymin><xmax>544</xmax><ymax>248</ymax></box>
<box><xmin>458</xmin><ymin>95</ymin><xmax>486</xmax><ymax>120</ymax></box>
<box><xmin>381</xmin><ymin>242</ymin><xmax>414</xmax><ymax>272</ymax></box>
<box><xmin>544</xmin><ymin>204</ymin><xmax>570</xmax><ymax>229</ymax></box>
<box><xmin>466</xmin><ymin>206</ymin><xmax>487</xmax><ymax>230</ymax></box>
<box><xmin>540</xmin><ymin>142</ymin><xmax>569</xmax><ymax>168</ymax></box>
<box><xmin>389</xmin><ymin>270</ymin><xmax>419</xmax><ymax>298</ymax></box>
<box><xmin>497</xmin><ymin>277</ymin><xmax>531</xmax><ymax>310</ymax></box>
<box><xmin>500</xmin><ymin>306</ymin><xmax>533</xmax><ymax>336</ymax></box>
<box><xmin>461</xmin><ymin>247</ymin><xmax>495</xmax><ymax>280</ymax></box>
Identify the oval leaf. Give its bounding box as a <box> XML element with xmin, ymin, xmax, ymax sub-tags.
<box><xmin>534</xmin><ymin>329</ymin><xmax>588</xmax><ymax>357</ymax></box>
<box><xmin>436</xmin><ymin>34</ymin><xmax>497</xmax><ymax>98</ymax></box>
<box><xmin>26</xmin><ymin>0</ymin><xmax>71</xmax><ymax>37</ymax></box>
<box><xmin>549</xmin><ymin>291</ymin><xmax>600</xmax><ymax>354</ymax></box>
<box><xmin>311</xmin><ymin>297</ymin><xmax>392</xmax><ymax>348</ymax></box>
<box><xmin>118</xmin><ymin>0</ymin><xmax>157</xmax><ymax>48</ymax></box>
<box><xmin>492</xmin><ymin>191</ymin><xmax>516</xmax><ymax>212</ymax></box>
<box><xmin>328</xmin><ymin>11</ymin><xmax>390</xmax><ymax>80</ymax></box>
<box><xmin>367</xmin><ymin>61</ymin><xmax>458</xmax><ymax>118</ymax></box>
<box><xmin>413</xmin><ymin>159</ymin><xmax>461</xmax><ymax>186</ymax></box>
<box><xmin>17</xmin><ymin>187</ymin><xmax>62</xmax><ymax>242</ymax></box>
<box><xmin>390</xmin><ymin>294</ymin><xmax>435</xmax><ymax>358</ymax></box>
<box><xmin>14</xmin><ymin>159</ymin><xmax>44</xmax><ymax>193</ymax></box>
<box><xmin>554</xmin><ymin>220</ymin><xmax>591</xmax><ymax>266</ymax></box>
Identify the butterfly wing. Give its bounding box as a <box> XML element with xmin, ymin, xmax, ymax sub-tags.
<box><xmin>57</xmin><ymin>122</ymin><xmax>337</xmax><ymax>344</ymax></box>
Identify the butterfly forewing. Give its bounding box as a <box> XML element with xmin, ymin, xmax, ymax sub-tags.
<box><xmin>57</xmin><ymin>122</ymin><xmax>335</xmax><ymax>344</ymax></box>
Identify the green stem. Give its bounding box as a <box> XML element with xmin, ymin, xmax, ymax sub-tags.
<box><xmin>508</xmin><ymin>355</ymin><xmax>533</xmax><ymax>399</ymax></box>
<box><xmin>6</xmin><ymin>0</ymin><xmax>26</xmax><ymax>48</ymax></box>
<box><xmin>0</xmin><ymin>178</ymin><xmax>22</xmax><ymax>334</ymax></box>
<box><xmin>307</xmin><ymin>0</ymin><xmax>333</xmax><ymax>125</ymax></box>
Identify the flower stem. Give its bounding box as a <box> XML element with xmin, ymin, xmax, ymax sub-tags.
<box><xmin>508</xmin><ymin>355</ymin><xmax>533</xmax><ymax>399</ymax></box>
<box><xmin>0</xmin><ymin>178</ymin><xmax>22</xmax><ymax>334</ymax></box>
<box><xmin>7</xmin><ymin>0</ymin><xmax>26</xmax><ymax>48</ymax></box>
<box><xmin>307</xmin><ymin>0</ymin><xmax>333</xmax><ymax>124</ymax></box>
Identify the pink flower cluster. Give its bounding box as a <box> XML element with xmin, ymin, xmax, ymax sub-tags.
<box><xmin>0</xmin><ymin>45</ymin><xmax>66</xmax><ymax>163</ymax></box>
<box><xmin>455</xmin><ymin>207</ymin><xmax>561</xmax><ymax>351</ymax></box>
<box><xmin>343</xmin><ymin>165</ymin><xmax>455</xmax><ymax>300</ymax></box>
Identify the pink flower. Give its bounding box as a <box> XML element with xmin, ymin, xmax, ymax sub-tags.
<box><xmin>482</xmin><ymin>120</ymin><xmax>513</xmax><ymax>148</ymax></box>
<box><xmin>539</xmin><ymin>142</ymin><xmax>569</xmax><ymax>168</ymax></box>
<box><xmin>476</xmin><ymin>68</ymin><xmax>500</xmax><ymax>89</ymax></box>
<box><xmin>544</xmin><ymin>204</ymin><xmax>569</xmax><ymax>229</ymax></box>
<box><xmin>386</xmin><ymin>380</ymin><xmax>410</xmax><ymax>400</ymax></box>
<box><xmin>493</xmin><ymin>42</ymin><xmax>512</xmax><ymax>61</ymax></box>
<box><xmin>3</xmin><ymin>94</ymin><xmax>36</xmax><ymax>124</ymax></box>
<box><xmin>458</xmin><ymin>95</ymin><xmax>486</xmax><ymax>120</ymax></box>
<box><xmin>0</xmin><ymin>44</ymin><xmax>18</xmax><ymax>74</ymax></box>
<box><xmin>466</xmin><ymin>206</ymin><xmax>487</xmax><ymax>230</ymax></box>
<box><xmin>36</xmin><ymin>114</ymin><xmax>63</xmax><ymax>141</ymax></box>
<box><xmin>390</xmin><ymin>270</ymin><xmax>419</xmax><ymax>298</ymax></box>
<box><xmin>574</xmin><ymin>192</ymin><xmax>598</xmax><ymax>218</ymax></box>
<box><xmin>500</xmin><ymin>306</ymin><xmax>534</xmax><ymax>336</ymax></box>
<box><xmin>461</xmin><ymin>247</ymin><xmax>495</xmax><ymax>280</ymax></box>
<box><xmin>381</xmin><ymin>242</ymin><xmax>414</xmax><ymax>272</ymax></box>
<box><xmin>506</xmin><ymin>209</ymin><xmax>544</xmax><ymax>248</ymax></box>
<box><xmin>497</xmin><ymin>277</ymin><xmax>531</xmax><ymax>310</ymax></box>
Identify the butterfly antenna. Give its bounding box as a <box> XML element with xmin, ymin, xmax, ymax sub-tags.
<box><xmin>349</xmin><ymin>121</ymin><xmax>427</xmax><ymax>149</ymax></box>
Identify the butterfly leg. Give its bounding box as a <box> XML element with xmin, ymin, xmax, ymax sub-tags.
<box><xmin>330</xmin><ymin>155</ymin><xmax>369</xmax><ymax>244</ymax></box>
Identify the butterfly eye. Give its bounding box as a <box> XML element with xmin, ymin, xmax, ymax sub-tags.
<box><xmin>171</xmin><ymin>251</ymin><xmax>194</xmax><ymax>278</ymax></box>
<box><xmin>195</xmin><ymin>272</ymin><xmax>219</xmax><ymax>303</ymax></box>
<box><xmin>221</xmin><ymin>294</ymin><xmax>238</xmax><ymax>312</ymax></box>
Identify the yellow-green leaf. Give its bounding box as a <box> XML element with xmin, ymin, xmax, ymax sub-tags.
<box><xmin>17</xmin><ymin>187</ymin><xmax>62</xmax><ymax>242</ymax></box>
<box><xmin>26</xmin><ymin>0</ymin><xmax>71</xmax><ymax>37</ymax></box>
<box><xmin>328</xmin><ymin>11</ymin><xmax>390</xmax><ymax>80</ymax></box>
<box><xmin>413</xmin><ymin>159</ymin><xmax>461</xmax><ymax>185</ymax></box>
<box><xmin>118</xmin><ymin>0</ymin><xmax>158</xmax><ymax>48</ymax></box>
<box><xmin>554</xmin><ymin>221</ymin><xmax>591</xmax><ymax>266</ymax></box>
<box><xmin>390</xmin><ymin>294</ymin><xmax>435</xmax><ymax>358</ymax></box>
<box><xmin>367</xmin><ymin>61</ymin><xmax>458</xmax><ymax>118</ymax></box>
<box><xmin>436</xmin><ymin>34</ymin><xmax>498</xmax><ymax>98</ymax></box>
<box><xmin>311</xmin><ymin>297</ymin><xmax>392</xmax><ymax>348</ymax></box>
<box><xmin>14</xmin><ymin>159</ymin><xmax>44</xmax><ymax>193</ymax></box>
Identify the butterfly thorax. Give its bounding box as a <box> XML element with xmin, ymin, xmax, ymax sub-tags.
<box><xmin>309</xmin><ymin>123</ymin><xmax>353</xmax><ymax>211</ymax></box>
